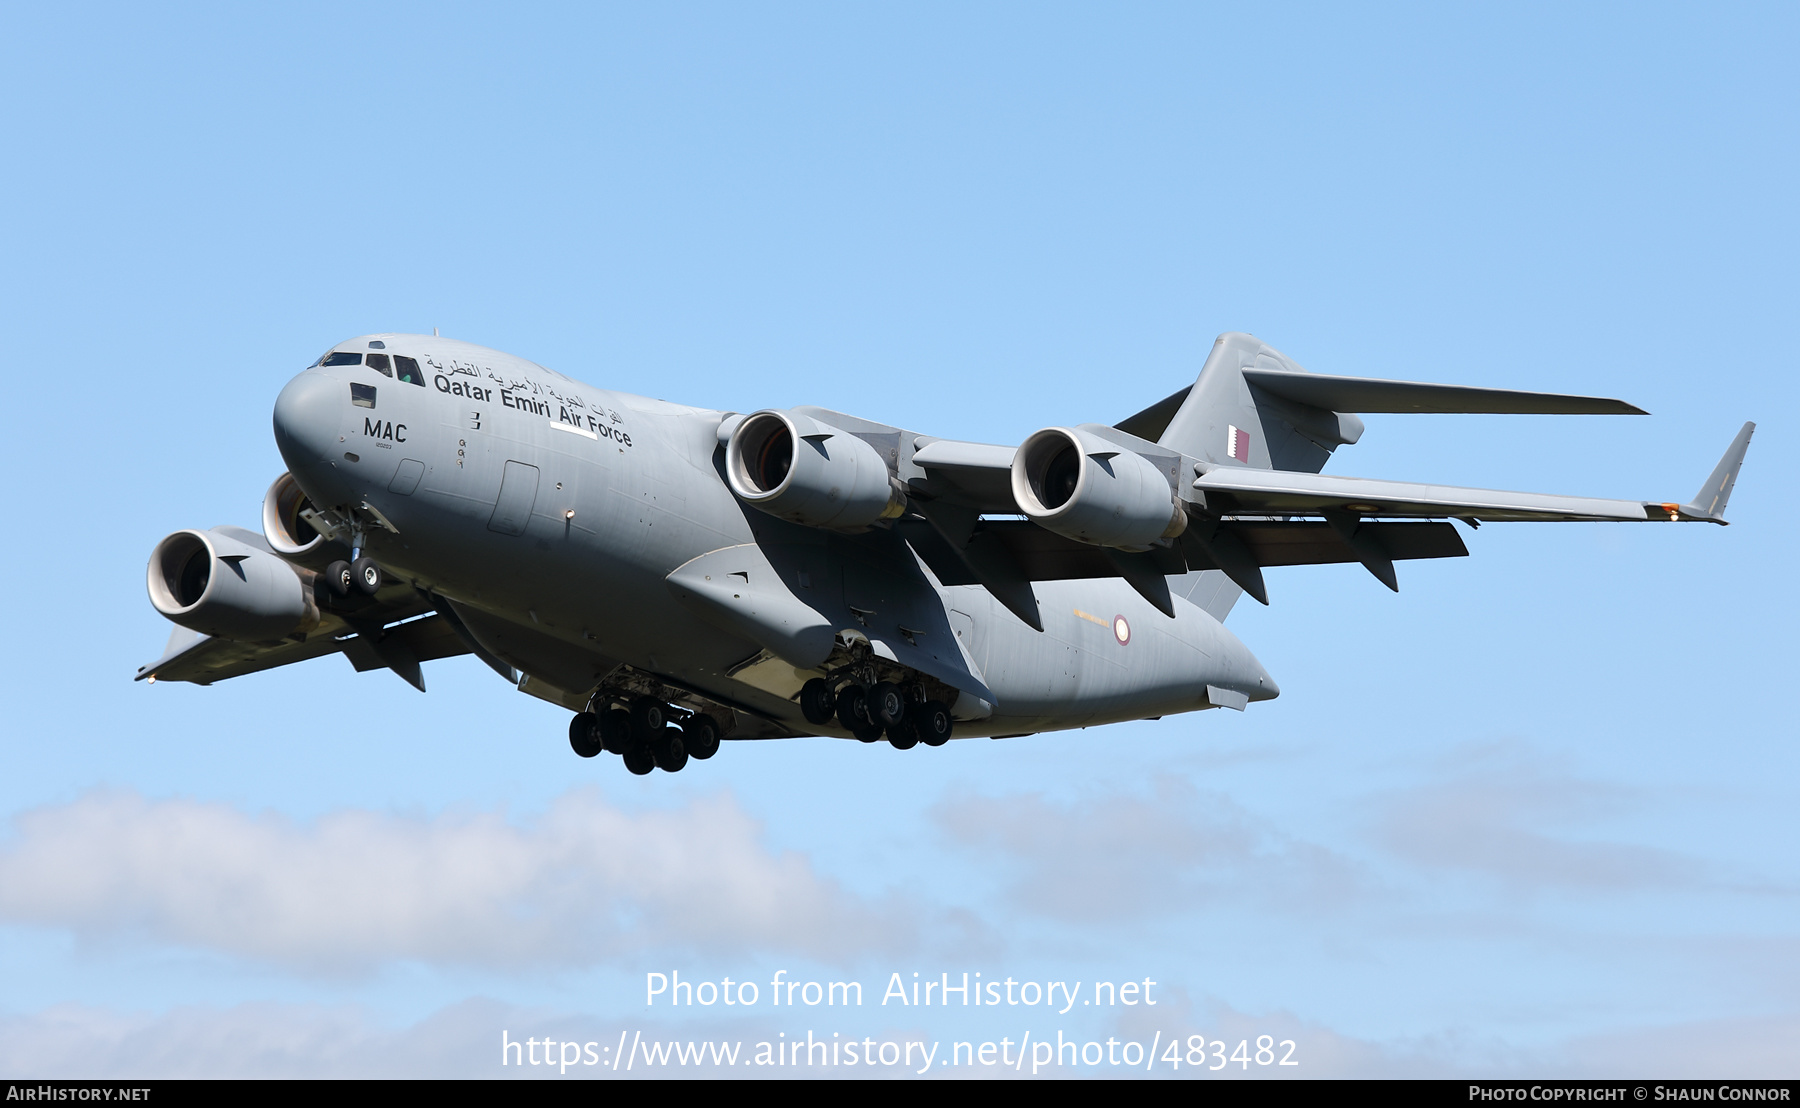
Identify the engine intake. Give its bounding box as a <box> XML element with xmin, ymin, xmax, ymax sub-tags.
<box><xmin>725</xmin><ymin>409</ymin><xmax>904</xmax><ymax>530</ymax></box>
<box><xmin>148</xmin><ymin>528</ymin><xmax>319</xmax><ymax>642</ymax></box>
<box><xmin>1011</xmin><ymin>427</ymin><xmax>1186</xmax><ymax>550</ymax></box>
<box><xmin>261</xmin><ymin>471</ymin><xmax>342</xmax><ymax>569</ymax></box>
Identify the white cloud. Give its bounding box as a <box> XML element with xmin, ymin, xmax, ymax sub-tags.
<box><xmin>1367</xmin><ymin>742</ymin><xmax>1712</xmax><ymax>892</ymax></box>
<box><xmin>931</xmin><ymin>774</ymin><xmax>1366</xmax><ymax>922</ymax></box>
<box><xmin>0</xmin><ymin>999</ymin><xmax>973</xmax><ymax>1079</ymax></box>
<box><xmin>0</xmin><ymin>1000</ymin><xmax>495</xmax><ymax>1079</ymax></box>
<box><xmin>1555</xmin><ymin>1013</ymin><xmax>1800</xmax><ymax>1079</ymax></box>
<box><xmin>0</xmin><ymin>999</ymin><xmax>692</xmax><ymax>1079</ymax></box>
<box><xmin>0</xmin><ymin>788</ymin><xmax>909</xmax><ymax>972</ymax></box>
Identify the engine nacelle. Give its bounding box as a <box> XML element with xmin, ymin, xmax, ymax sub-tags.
<box><xmin>1011</xmin><ymin>427</ymin><xmax>1187</xmax><ymax>550</ymax></box>
<box><xmin>147</xmin><ymin>528</ymin><xmax>319</xmax><ymax>642</ymax></box>
<box><xmin>725</xmin><ymin>409</ymin><xmax>905</xmax><ymax>530</ymax></box>
<box><xmin>261</xmin><ymin>471</ymin><xmax>343</xmax><ymax>569</ymax></box>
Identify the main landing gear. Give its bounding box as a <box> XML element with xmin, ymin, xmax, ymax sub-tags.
<box><xmin>801</xmin><ymin>677</ymin><xmax>953</xmax><ymax>750</ymax></box>
<box><xmin>569</xmin><ymin>697</ymin><xmax>720</xmax><ymax>775</ymax></box>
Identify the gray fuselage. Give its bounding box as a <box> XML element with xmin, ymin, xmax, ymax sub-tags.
<box><xmin>271</xmin><ymin>334</ymin><xmax>1276</xmax><ymax>738</ymax></box>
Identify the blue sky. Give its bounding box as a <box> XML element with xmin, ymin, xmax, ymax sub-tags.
<box><xmin>0</xmin><ymin>2</ymin><xmax>1794</xmax><ymax>1077</ymax></box>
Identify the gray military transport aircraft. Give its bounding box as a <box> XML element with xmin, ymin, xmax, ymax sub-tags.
<box><xmin>139</xmin><ymin>332</ymin><xmax>1754</xmax><ymax>775</ymax></box>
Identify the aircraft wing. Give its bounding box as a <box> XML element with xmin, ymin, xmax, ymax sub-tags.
<box><xmin>1194</xmin><ymin>419</ymin><xmax>1755</xmax><ymax>525</ymax></box>
<box><xmin>138</xmin><ymin>623</ymin><xmax>348</xmax><ymax>684</ymax></box>
<box><xmin>898</xmin><ymin>422</ymin><xmax>1753</xmax><ymax>615</ymax></box>
<box><xmin>1193</xmin><ymin>469</ymin><xmax>1661</xmax><ymax>523</ymax></box>
<box><xmin>900</xmin><ymin>516</ymin><xmax>1467</xmax><ymax>581</ymax></box>
<box><xmin>135</xmin><ymin>589</ymin><xmax>472</xmax><ymax>690</ymax></box>
<box><xmin>906</xmin><ymin>438</ymin><xmax>1018</xmax><ymax>512</ymax></box>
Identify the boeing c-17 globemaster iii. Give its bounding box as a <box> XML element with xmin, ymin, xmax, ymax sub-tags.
<box><xmin>138</xmin><ymin>332</ymin><xmax>1755</xmax><ymax>775</ymax></box>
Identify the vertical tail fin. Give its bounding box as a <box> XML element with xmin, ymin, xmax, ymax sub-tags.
<box><xmin>1119</xmin><ymin>331</ymin><xmax>1659</xmax><ymax>617</ymax></box>
<box><xmin>1136</xmin><ymin>333</ymin><xmax>1365</xmax><ymax>476</ymax></box>
<box><xmin>1124</xmin><ymin>333</ymin><xmax>1363</xmax><ymax>620</ymax></box>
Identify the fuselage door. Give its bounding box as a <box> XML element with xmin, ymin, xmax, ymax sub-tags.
<box><xmin>489</xmin><ymin>460</ymin><xmax>540</xmax><ymax>535</ymax></box>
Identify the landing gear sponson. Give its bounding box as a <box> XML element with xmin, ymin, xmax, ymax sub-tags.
<box><xmin>569</xmin><ymin>695</ymin><xmax>722</xmax><ymax>775</ymax></box>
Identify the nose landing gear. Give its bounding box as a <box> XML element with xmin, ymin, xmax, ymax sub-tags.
<box><xmin>313</xmin><ymin>512</ymin><xmax>389</xmax><ymax>599</ymax></box>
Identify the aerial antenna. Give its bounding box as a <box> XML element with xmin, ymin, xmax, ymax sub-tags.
<box><xmin>433</xmin><ymin>327</ymin><xmax>440</xmax><ymax>336</ymax></box>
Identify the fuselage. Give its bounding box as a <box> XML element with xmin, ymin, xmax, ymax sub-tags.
<box><xmin>272</xmin><ymin>334</ymin><xmax>1276</xmax><ymax>738</ymax></box>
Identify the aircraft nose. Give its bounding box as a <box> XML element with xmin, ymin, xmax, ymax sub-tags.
<box><xmin>1245</xmin><ymin>658</ymin><xmax>1280</xmax><ymax>703</ymax></box>
<box><xmin>1205</xmin><ymin>623</ymin><xmax>1280</xmax><ymax>705</ymax></box>
<box><xmin>272</xmin><ymin>369</ymin><xmax>344</xmax><ymax>472</ymax></box>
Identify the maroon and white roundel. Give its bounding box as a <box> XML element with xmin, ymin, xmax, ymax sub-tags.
<box><xmin>1112</xmin><ymin>615</ymin><xmax>1131</xmax><ymax>646</ymax></box>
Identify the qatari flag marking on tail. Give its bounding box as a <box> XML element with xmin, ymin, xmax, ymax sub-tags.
<box><xmin>1228</xmin><ymin>425</ymin><xmax>1251</xmax><ymax>463</ymax></box>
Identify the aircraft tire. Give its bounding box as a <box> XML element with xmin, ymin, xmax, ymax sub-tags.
<box><xmin>799</xmin><ymin>679</ymin><xmax>837</xmax><ymax>725</ymax></box>
<box><xmin>836</xmin><ymin>685</ymin><xmax>869</xmax><ymax>733</ymax></box>
<box><xmin>916</xmin><ymin>701</ymin><xmax>953</xmax><ymax>747</ymax></box>
<box><xmin>598</xmin><ymin>709</ymin><xmax>633</xmax><ymax>754</ymax></box>
<box><xmin>351</xmin><ymin>556</ymin><xmax>382</xmax><ymax>595</ymax></box>
<box><xmin>325</xmin><ymin>560</ymin><xmax>352</xmax><ymax>598</ymax></box>
<box><xmin>869</xmin><ymin>682</ymin><xmax>906</xmax><ymax>727</ymax></box>
<box><xmin>623</xmin><ymin>745</ymin><xmax>656</xmax><ymax>776</ymax></box>
<box><xmin>887</xmin><ymin>722</ymin><xmax>919</xmax><ymax>750</ymax></box>
<box><xmin>682</xmin><ymin>714</ymin><xmax>721</xmax><ymax>760</ymax></box>
<box><xmin>653</xmin><ymin>728</ymin><xmax>688</xmax><ymax>773</ymax></box>
<box><xmin>568</xmin><ymin>712</ymin><xmax>602</xmax><ymax>758</ymax></box>
<box><xmin>837</xmin><ymin>687</ymin><xmax>885</xmax><ymax>742</ymax></box>
<box><xmin>630</xmin><ymin>699</ymin><xmax>666</xmax><ymax>742</ymax></box>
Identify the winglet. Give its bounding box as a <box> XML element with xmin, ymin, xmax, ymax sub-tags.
<box><xmin>1680</xmin><ymin>421</ymin><xmax>1755</xmax><ymax>523</ymax></box>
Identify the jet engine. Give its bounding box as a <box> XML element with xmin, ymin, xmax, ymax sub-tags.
<box><xmin>725</xmin><ymin>409</ymin><xmax>905</xmax><ymax>530</ymax></box>
<box><xmin>261</xmin><ymin>471</ymin><xmax>343</xmax><ymax>569</ymax></box>
<box><xmin>147</xmin><ymin>528</ymin><xmax>319</xmax><ymax>642</ymax></box>
<box><xmin>1011</xmin><ymin>427</ymin><xmax>1187</xmax><ymax>550</ymax></box>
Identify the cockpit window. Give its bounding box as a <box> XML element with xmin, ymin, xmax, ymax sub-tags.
<box><xmin>321</xmin><ymin>352</ymin><xmax>363</xmax><ymax>367</ymax></box>
<box><xmin>366</xmin><ymin>353</ymin><xmax>393</xmax><ymax>377</ymax></box>
<box><xmin>394</xmin><ymin>355</ymin><xmax>425</xmax><ymax>385</ymax></box>
<box><xmin>350</xmin><ymin>383</ymin><xmax>377</xmax><ymax>409</ymax></box>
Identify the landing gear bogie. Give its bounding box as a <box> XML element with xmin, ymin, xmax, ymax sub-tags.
<box><xmin>574</xmin><ymin>696</ymin><xmax>719</xmax><ymax>773</ymax></box>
